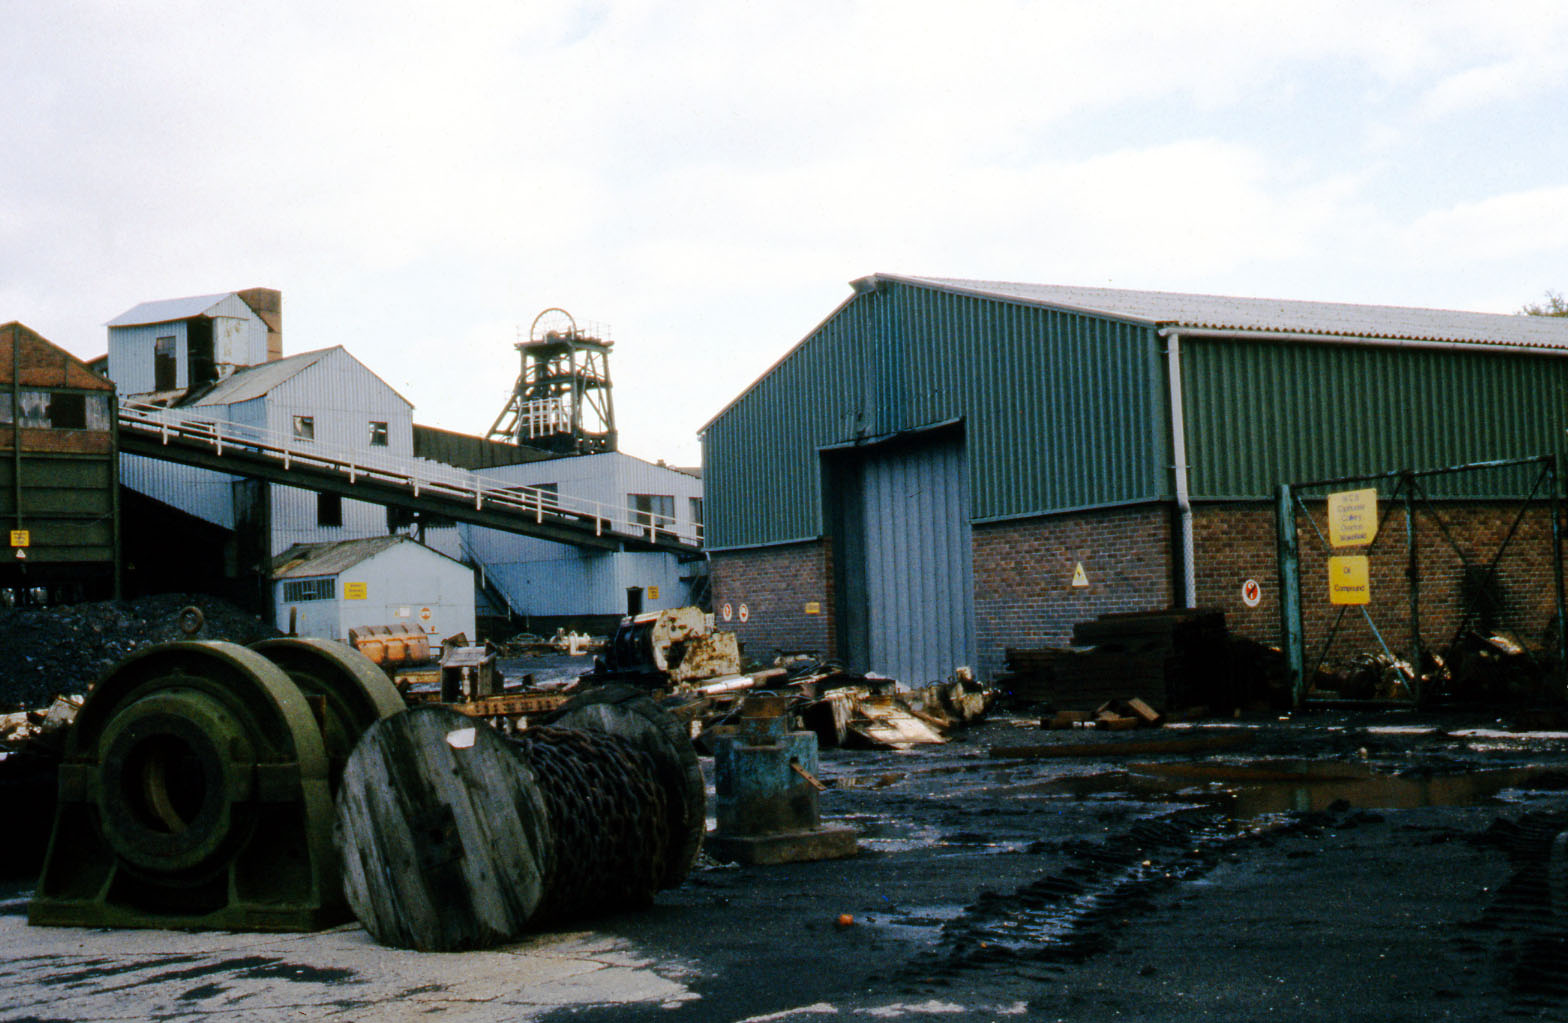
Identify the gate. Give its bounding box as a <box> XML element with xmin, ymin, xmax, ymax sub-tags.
<box><xmin>1276</xmin><ymin>455</ymin><xmax>1566</xmax><ymax>707</ymax></box>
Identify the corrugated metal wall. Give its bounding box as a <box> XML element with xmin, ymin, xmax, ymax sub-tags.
<box><xmin>705</xmin><ymin>281</ymin><xmax>1167</xmax><ymax>549</ymax></box>
<box><xmin>1181</xmin><ymin>339</ymin><xmax>1568</xmax><ymax>497</ymax></box>
<box><xmin>846</xmin><ymin>433</ymin><xmax>976</xmax><ymax>684</ymax></box>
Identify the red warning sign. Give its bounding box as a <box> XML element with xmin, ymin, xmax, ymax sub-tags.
<box><xmin>1241</xmin><ymin>579</ymin><xmax>1262</xmax><ymax>608</ymax></box>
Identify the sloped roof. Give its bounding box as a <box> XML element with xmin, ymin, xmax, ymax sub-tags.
<box><xmin>183</xmin><ymin>347</ymin><xmax>338</xmax><ymax>406</ymax></box>
<box><xmin>874</xmin><ymin>275</ymin><xmax>1568</xmax><ymax>350</ymax></box>
<box><xmin>106</xmin><ymin>293</ymin><xmax>236</xmax><ymax>327</ymax></box>
<box><xmin>272</xmin><ymin>535</ymin><xmax>416</xmax><ymax>578</ymax></box>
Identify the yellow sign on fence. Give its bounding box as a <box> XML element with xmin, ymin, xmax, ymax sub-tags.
<box><xmin>1328</xmin><ymin>555</ymin><xmax>1370</xmax><ymax>605</ymax></box>
<box><xmin>1327</xmin><ymin>488</ymin><xmax>1378</xmax><ymax>547</ymax></box>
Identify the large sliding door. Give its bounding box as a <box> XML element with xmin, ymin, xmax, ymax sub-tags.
<box><xmin>827</xmin><ymin>431</ymin><xmax>975</xmax><ymax>685</ymax></box>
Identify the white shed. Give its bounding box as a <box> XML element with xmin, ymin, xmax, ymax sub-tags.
<box><xmin>272</xmin><ymin>535</ymin><xmax>475</xmax><ymax>649</ymax></box>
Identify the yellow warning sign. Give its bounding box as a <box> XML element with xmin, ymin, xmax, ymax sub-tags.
<box><xmin>1328</xmin><ymin>555</ymin><xmax>1370</xmax><ymax>605</ymax></box>
<box><xmin>344</xmin><ymin>582</ymin><xmax>368</xmax><ymax>600</ymax></box>
<box><xmin>804</xmin><ymin>601</ymin><xmax>821</xmax><ymax>615</ymax></box>
<box><xmin>649</xmin><ymin>585</ymin><xmax>660</xmax><ymax>600</ymax></box>
<box><xmin>1328</xmin><ymin>488</ymin><xmax>1378</xmax><ymax>547</ymax></box>
<box><xmin>8</xmin><ymin>530</ymin><xmax>28</xmax><ymax>548</ymax></box>
<box><xmin>1071</xmin><ymin>563</ymin><xmax>1090</xmax><ymax>588</ymax></box>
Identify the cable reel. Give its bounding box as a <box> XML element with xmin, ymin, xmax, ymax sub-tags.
<box><xmin>30</xmin><ymin>639</ymin><xmax>404</xmax><ymax>932</ymax></box>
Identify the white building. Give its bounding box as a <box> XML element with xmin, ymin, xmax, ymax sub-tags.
<box><xmin>115</xmin><ymin>342</ymin><xmax>415</xmax><ymax>555</ymax></box>
<box><xmin>272</xmin><ymin>535</ymin><xmax>475</xmax><ymax>647</ymax></box>
<box><xmin>429</xmin><ymin>451</ymin><xmax>705</xmax><ymax>624</ymax></box>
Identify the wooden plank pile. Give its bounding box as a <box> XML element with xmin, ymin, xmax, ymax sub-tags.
<box><xmin>1000</xmin><ymin>608</ymin><xmax>1234</xmax><ymax>713</ymax></box>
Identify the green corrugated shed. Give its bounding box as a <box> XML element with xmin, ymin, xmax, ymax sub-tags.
<box><xmin>702</xmin><ymin>276</ymin><xmax>1568</xmax><ymax>550</ymax></box>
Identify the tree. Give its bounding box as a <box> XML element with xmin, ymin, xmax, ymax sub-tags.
<box><xmin>1521</xmin><ymin>289</ymin><xmax>1568</xmax><ymax>316</ymax></box>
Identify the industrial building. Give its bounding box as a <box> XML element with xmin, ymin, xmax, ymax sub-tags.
<box><xmin>426</xmin><ymin>451</ymin><xmax>705</xmax><ymax>632</ymax></box>
<box><xmin>0</xmin><ymin>323</ymin><xmax>119</xmax><ymax>604</ymax></box>
<box><xmin>271</xmin><ymin>535</ymin><xmax>475</xmax><ymax>647</ymax></box>
<box><xmin>701</xmin><ymin>275</ymin><xmax>1568</xmax><ymax>686</ymax></box>
<box><xmin>104</xmin><ymin>291</ymin><xmax>704</xmax><ymax>633</ymax></box>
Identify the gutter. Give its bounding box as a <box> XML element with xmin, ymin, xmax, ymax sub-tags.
<box><xmin>1164</xmin><ymin>331</ymin><xmax>1195</xmax><ymax>608</ymax></box>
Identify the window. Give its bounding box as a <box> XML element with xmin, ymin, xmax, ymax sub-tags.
<box><xmin>46</xmin><ymin>393</ymin><xmax>87</xmax><ymax>430</ymax></box>
<box><xmin>369</xmin><ymin>421</ymin><xmax>389</xmax><ymax>447</ymax></box>
<box><xmin>689</xmin><ymin>497</ymin><xmax>704</xmax><ymax>531</ymax></box>
<box><xmin>282</xmin><ymin>578</ymin><xmax>335</xmax><ymax>602</ymax></box>
<box><xmin>317</xmin><ymin>492</ymin><xmax>342</xmax><ymax>527</ymax></box>
<box><xmin>292</xmin><ymin>415</ymin><xmax>315</xmax><ymax>441</ymax></box>
<box><xmin>154</xmin><ymin>336</ymin><xmax>177</xmax><ymax>391</ymax></box>
<box><xmin>629</xmin><ymin>493</ymin><xmax>675</xmax><ymax>541</ymax></box>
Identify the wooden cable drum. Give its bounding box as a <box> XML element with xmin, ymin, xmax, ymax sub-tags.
<box><xmin>335</xmin><ymin>690</ymin><xmax>705</xmax><ymax>951</ymax></box>
<box><xmin>335</xmin><ymin>706</ymin><xmax>552</xmax><ymax>951</ymax></box>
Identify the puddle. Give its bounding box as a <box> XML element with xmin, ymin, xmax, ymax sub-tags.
<box><xmin>1034</xmin><ymin>760</ymin><xmax>1557</xmax><ymax>819</ymax></box>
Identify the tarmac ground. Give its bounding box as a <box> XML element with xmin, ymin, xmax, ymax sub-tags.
<box><xmin>4</xmin><ymin>707</ymin><xmax>1568</xmax><ymax>1022</ymax></box>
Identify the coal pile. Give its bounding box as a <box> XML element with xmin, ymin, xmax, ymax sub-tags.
<box><xmin>0</xmin><ymin>593</ymin><xmax>279</xmax><ymax>711</ymax></box>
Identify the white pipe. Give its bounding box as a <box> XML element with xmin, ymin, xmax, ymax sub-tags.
<box><xmin>1165</xmin><ymin>331</ymin><xmax>1196</xmax><ymax>608</ymax></box>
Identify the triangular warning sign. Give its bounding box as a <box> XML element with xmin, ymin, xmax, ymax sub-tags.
<box><xmin>1071</xmin><ymin>562</ymin><xmax>1090</xmax><ymax>588</ymax></box>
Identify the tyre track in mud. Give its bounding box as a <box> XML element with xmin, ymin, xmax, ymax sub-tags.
<box><xmin>889</xmin><ymin>802</ymin><xmax>1385</xmax><ymax>993</ymax></box>
<box><xmin>1468</xmin><ymin>811</ymin><xmax>1568</xmax><ymax>1017</ymax></box>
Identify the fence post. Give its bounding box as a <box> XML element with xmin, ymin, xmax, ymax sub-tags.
<box><xmin>1276</xmin><ymin>484</ymin><xmax>1304</xmax><ymax>707</ymax></box>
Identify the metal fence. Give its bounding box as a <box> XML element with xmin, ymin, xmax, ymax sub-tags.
<box><xmin>1276</xmin><ymin>455</ymin><xmax>1566</xmax><ymax>707</ymax></box>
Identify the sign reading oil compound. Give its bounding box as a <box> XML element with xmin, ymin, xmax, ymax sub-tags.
<box><xmin>1328</xmin><ymin>555</ymin><xmax>1370</xmax><ymax>605</ymax></box>
<box><xmin>648</xmin><ymin>585</ymin><xmax>660</xmax><ymax>600</ymax></box>
<box><xmin>8</xmin><ymin>530</ymin><xmax>27</xmax><ymax>548</ymax></box>
<box><xmin>1327</xmin><ymin>488</ymin><xmax>1378</xmax><ymax>547</ymax></box>
<box><xmin>344</xmin><ymin>582</ymin><xmax>368</xmax><ymax>600</ymax></box>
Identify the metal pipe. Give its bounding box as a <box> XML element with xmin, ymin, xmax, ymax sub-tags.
<box><xmin>1165</xmin><ymin>331</ymin><xmax>1195</xmax><ymax>607</ymax></box>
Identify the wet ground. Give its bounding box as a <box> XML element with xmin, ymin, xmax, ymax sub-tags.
<box><xmin>4</xmin><ymin>707</ymin><xmax>1568</xmax><ymax>1021</ymax></box>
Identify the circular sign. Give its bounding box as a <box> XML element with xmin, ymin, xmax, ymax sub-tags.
<box><xmin>419</xmin><ymin>607</ymin><xmax>432</xmax><ymax>621</ymax></box>
<box><xmin>721</xmin><ymin>603</ymin><xmax>733</xmax><ymax>622</ymax></box>
<box><xmin>1240</xmin><ymin>579</ymin><xmax>1262</xmax><ymax>608</ymax></box>
<box><xmin>738</xmin><ymin>603</ymin><xmax>750</xmax><ymax>623</ymax></box>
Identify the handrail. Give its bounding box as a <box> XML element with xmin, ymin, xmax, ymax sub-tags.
<box><xmin>117</xmin><ymin>399</ymin><xmax>703</xmax><ymax>548</ymax></box>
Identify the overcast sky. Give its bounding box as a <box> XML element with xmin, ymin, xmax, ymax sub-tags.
<box><xmin>5</xmin><ymin>2</ymin><xmax>1567</xmax><ymax>465</ymax></box>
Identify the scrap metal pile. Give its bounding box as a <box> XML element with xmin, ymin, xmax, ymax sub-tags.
<box><xmin>576</xmin><ymin>608</ymin><xmax>995</xmax><ymax>750</ymax></box>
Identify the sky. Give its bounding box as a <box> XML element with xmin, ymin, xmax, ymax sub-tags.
<box><xmin>4</xmin><ymin>1</ymin><xmax>1568</xmax><ymax>466</ymax></box>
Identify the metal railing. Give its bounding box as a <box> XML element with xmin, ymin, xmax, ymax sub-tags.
<box><xmin>117</xmin><ymin>399</ymin><xmax>703</xmax><ymax>548</ymax></box>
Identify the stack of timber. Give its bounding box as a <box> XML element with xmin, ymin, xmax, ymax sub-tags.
<box><xmin>1000</xmin><ymin>609</ymin><xmax>1234</xmax><ymax>713</ymax></box>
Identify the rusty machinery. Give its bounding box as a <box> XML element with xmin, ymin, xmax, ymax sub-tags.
<box><xmin>29</xmin><ymin>638</ymin><xmax>403</xmax><ymax>932</ymax></box>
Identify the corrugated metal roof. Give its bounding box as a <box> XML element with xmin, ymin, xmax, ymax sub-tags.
<box><xmin>184</xmin><ymin>347</ymin><xmax>338</xmax><ymax>406</ymax></box>
<box><xmin>106</xmin><ymin>293</ymin><xmax>235</xmax><ymax>327</ymax></box>
<box><xmin>271</xmin><ymin>535</ymin><xmax>410</xmax><ymax>578</ymax></box>
<box><xmin>876</xmin><ymin>275</ymin><xmax>1568</xmax><ymax>350</ymax></box>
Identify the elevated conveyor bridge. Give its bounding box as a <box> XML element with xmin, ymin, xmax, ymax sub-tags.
<box><xmin>116</xmin><ymin>400</ymin><xmax>700</xmax><ymax>555</ymax></box>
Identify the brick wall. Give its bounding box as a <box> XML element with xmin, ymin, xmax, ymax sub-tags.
<box><xmin>972</xmin><ymin>505</ymin><xmax>1175</xmax><ymax>678</ymax></box>
<box><xmin>709</xmin><ymin>540</ymin><xmax>835</xmax><ymax>664</ymax></box>
<box><xmin>710</xmin><ymin>499</ymin><xmax>1563</xmax><ymax>683</ymax></box>
<box><xmin>1194</xmin><ymin>500</ymin><xmax>1562</xmax><ymax>666</ymax></box>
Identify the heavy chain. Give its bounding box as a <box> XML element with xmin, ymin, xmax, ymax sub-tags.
<box><xmin>510</xmin><ymin>725</ymin><xmax>671</xmax><ymax>922</ymax></box>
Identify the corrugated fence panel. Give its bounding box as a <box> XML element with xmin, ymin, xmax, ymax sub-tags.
<box><xmin>1183</xmin><ymin>339</ymin><xmax>1568</xmax><ymax>498</ymax></box>
<box><xmin>704</xmin><ymin>282</ymin><xmax>1167</xmax><ymax>549</ymax></box>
